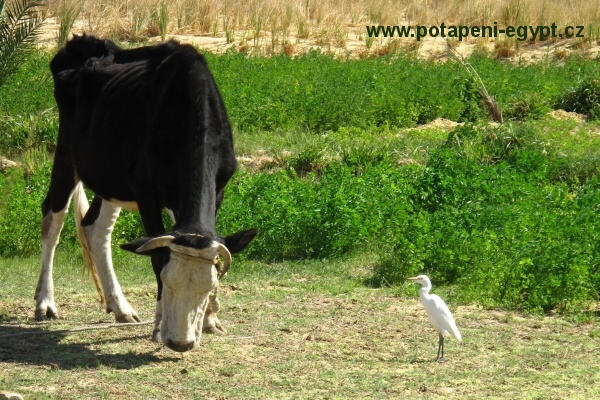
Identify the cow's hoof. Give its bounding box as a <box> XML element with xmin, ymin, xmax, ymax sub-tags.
<box><xmin>152</xmin><ymin>328</ymin><xmax>161</xmax><ymax>342</ymax></box>
<box><xmin>203</xmin><ymin>325</ymin><xmax>226</xmax><ymax>335</ymax></box>
<box><xmin>35</xmin><ymin>306</ymin><xmax>58</xmax><ymax>321</ymax></box>
<box><xmin>116</xmin><ymin>313</ymin><xmax>141</xmax><ymax>323</ymax></box>
<box><xmin>203</xmin><ymin>316</ymin><xmax>226</xmax><ymax>335</ymax></box>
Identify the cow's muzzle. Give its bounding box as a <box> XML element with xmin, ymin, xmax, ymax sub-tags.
<box><xmin>166</xmin><ymin>339</ymin><xmax>195</xmax><ymax>352</ymax></box>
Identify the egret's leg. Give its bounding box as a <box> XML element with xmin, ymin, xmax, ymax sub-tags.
<box><xmin>437</xmin><ymin>334</ymin><xmax>446</xmax><ymax>362</ymax></box>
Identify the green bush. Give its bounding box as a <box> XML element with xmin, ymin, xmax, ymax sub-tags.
<box><xmin>555</xmin><ymin>78</ymin><xmax>600</xmax><ymax>120</ymax></box>
<box><xmin>0</xmin><ymin>50</ymin><xmax>56</xmax><ymax>155</ymax></box>
<box><xmin>372</xmin><ymin>124</ymin><xmax>600</xmax><ymax>312</ymax></box>
<box><xmin>0</xmin><ymin>164</ymin><xmax>164</xmax><ymax>258</ymax></box>
<box><xmin>1</xmin><ymin>122</ymin><xmax>599</xmax><ymax>312</ymax></box>
<box><xmin>217</xmin><ymin>154</ymin><xmax>418</xmax><ymax>261</ymax></box>
<box><xmin>4</xmin><ymin>50</ymin><xmax>600</xmax><ymax>155</ymax></box>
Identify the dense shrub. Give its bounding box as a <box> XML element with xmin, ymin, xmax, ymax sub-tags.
<box><xmin>555</xmin><ymin>78</ymin><xmax>600</xmax><ymax>120</ymax></box>
<box><xmin>207</xmin><ymin>50</ymin><xmax>468</xmax><ymax>132</ymax></box>
<box><xmin>0</xmin><ymin>50</ymin><xmax>56</xmax><ymax>155</ymax></box>
<box><xmin>0</xmin><ymin>164</ymin><xmax>59</xmax><ymax>257</ymax></box>
<box><xmin>204</xmin><ymin>52</ymin><xmax>600</xmax><ymax>132</ymax></box>
<box><xmin>0</xmin><ymin>163</ymin><xmax>154</xmax><ymax>258</ymax></box>
<box><xmin>217</xmin><ymin>154</ymin><xmax>418</xmax><ymax>261</ymax></box>
<box><xmin>372</xmin><ymin>125</ymin><xmax>600</xmax><ymax>312</ymax></box>
<box><xmin>1</xmin><ymin>121</ymin><xmax>599</xmax><ymax>312</ymax></box>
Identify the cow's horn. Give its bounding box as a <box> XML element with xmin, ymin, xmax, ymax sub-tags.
<box><xmin>136</xmin><ymin>235</ymin><xmax>176</xmax><ymax>253</ymax></box>
<box><xmin>216</xmin><ymin>243</ymin><xmax>232</xmax><ymax>278</ymax></box>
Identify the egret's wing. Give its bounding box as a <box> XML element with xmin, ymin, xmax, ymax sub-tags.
<box><xmin>426</xmin><ymin>295</ymin><xmax>462</xmax><ymax>342</ymax></box>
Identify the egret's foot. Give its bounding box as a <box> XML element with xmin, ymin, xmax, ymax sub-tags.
<box><xmin>436</xmin><ymin>357</ymin><xmax>446</xmax><ymax>363</ymax></box>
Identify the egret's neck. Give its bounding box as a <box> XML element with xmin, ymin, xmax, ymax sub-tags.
<box><xmin>419</xmin><ymin>285</ymin><xmax>432</xmax><ymax>298</ymax></box>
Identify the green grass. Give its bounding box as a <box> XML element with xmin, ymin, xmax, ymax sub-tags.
<box><xmin>3</xmin><ymin>50</ymin><xmax>600</xmax><ymax>156</ymax></box>
<box><xmin>0</xmin><ymin>252</ymin><xmax>598</xmax><ymax>399</ymax></box>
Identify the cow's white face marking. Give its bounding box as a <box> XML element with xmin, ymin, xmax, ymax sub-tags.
<box><xmin>160</xmin><ymin>246</ymin><xmax>219</xmax><ymax>352</ymax></box>
<box><xmin>133</xmin><ymin>236</ymin><xmax>231</xmax><ymax>352</ymax></box>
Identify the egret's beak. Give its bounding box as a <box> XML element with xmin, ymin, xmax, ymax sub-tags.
<box><xmin>407</xmin><ymin>277</ymin><xmax>418</xmax><ymax>281</ymax></box>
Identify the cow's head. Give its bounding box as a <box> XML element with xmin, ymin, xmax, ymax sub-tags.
<box><xmin>121</xmin><ymin>232</ymin><xmax>245</xmax><ymax>352</ymax></box>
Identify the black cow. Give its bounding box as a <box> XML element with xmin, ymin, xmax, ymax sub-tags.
<box><xmin>35</xmin><ymin>35</ymin><xmax>256</xmax><ymax>352</ymax></box>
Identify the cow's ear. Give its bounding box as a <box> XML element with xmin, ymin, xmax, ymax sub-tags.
<box><xmin>224</xmin><ymin>228</ymin><xmax>258</xmax><ymax>254</ymax></box>
<box><xmin>120</xmin><ymin>237</ymin><xmax>153</xmax><ymax>255</ymax></box>
<box><xmin>120</xmin><ymin>235</ymin><xmax>175</xmax><ymax>256</ymax></box>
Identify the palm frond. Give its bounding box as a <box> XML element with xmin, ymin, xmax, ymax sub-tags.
<box><xmin>0</xmin><ymin>0</ymin><xmax>46</xmax><ymax>83</ymax></box>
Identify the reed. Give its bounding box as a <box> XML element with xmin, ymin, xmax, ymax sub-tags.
<box><xmin>156</xmin><ymin>0</ymin><xmax>168</xmax><ymax>41</ymax></box>
<box><xmin>56</xmin><ymin>0</ymin><xmax>83</xmax><ymax>48</ymax></box>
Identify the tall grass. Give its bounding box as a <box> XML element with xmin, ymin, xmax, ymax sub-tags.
<box><xmin>55</xmin><ymin>0</ymin><xmax>83</xmax><ymax>48</ymax></box>
<box><xmin>155</xmin><ymin>0</ymin><xmax>168</xmax><ymax>41</ymax></box>
<box><xmin>42</xmin><ymin>0</ymin><xmax>600</xmax><ymax>54</ymax></box>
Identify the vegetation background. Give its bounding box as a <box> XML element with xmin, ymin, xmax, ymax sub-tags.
<box><xmin>1</xmin><ymin>0</ymin><xmax>600</xmax><ymax>398</ymax></box>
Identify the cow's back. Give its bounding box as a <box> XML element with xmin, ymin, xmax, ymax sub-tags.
<box><xmin>51</xmin><ymin>37</ymin><xmax>235</xmax><ymax>211</ymax></box>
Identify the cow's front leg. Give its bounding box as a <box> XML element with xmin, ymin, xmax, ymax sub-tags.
<box><xmin>202</xmin><ymin>285</ymin><xmax>225</xmax><ymax>334</ymax></box>
<box><xmin>82</xmin><ymin>197</ymin><xmax>140</xmax><ymax>323</ymax></box>
<box><xmin>152</xmin><ymin>300</ymin><xmax>162</xmax><ymax>342</ymax></box>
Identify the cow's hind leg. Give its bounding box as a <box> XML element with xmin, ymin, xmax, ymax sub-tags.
<box><xmin>81</xmin><ymin>197</ymin><xmax>140</xmax><ymax>323</ymax></box>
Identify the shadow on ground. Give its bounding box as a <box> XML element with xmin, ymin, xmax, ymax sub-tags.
<box><xmin>0</xmin><ymin>324</ymin><xmax>179</xmax><ymax>369</ymax></box>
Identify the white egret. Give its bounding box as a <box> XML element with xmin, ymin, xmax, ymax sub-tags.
<box><xmin>407</xmin><ymin>275</ymin><xmax>462</xmax><ymax>362</ymax></box>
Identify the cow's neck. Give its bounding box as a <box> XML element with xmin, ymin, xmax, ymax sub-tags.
<box><xmin>174</xmin><ymin>133</ymin><xmax>218</xmax><ymax>235</ymax></box>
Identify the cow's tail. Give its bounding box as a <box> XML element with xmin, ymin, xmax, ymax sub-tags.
<box><xmin>73</xmin><ymin>182</ymin><xmax>105</xmax><ymax>305</ymax></box>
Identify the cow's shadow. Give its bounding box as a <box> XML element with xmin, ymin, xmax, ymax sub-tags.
<box><xmin>0</xmin><ymin>324</ymin><xmax>179</xmax><ymax>369</ymax></box>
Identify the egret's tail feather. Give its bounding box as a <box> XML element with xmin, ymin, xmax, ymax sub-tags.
<box><xmin>452</xmin><ymin>328</ymin><xmax>462</xmax><ymax>343</ymax></box>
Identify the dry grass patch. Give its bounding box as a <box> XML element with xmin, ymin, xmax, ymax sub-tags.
<box><xmin>549</xmin><ymin>109</ymin><xmax>587</xmax><ymax>123</ymax></box>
